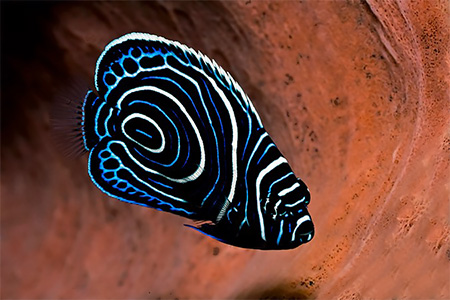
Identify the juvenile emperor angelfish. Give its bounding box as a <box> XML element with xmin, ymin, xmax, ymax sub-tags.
<box><xmin>56</xmin><ymin>32</ymin><xmax>314</xmax><ymax>250</ymax></box>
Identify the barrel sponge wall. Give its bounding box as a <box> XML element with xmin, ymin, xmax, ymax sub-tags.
<box><xmin>1</xmin><ymin>1</ymin><xmax>449</xmax><ymax>299</ymax></box>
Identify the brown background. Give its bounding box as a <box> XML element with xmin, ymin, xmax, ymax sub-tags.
<box><xmin>1</xmin><ymin>1</ymin><xmax>449</xmax><ymax>299</ymax></box>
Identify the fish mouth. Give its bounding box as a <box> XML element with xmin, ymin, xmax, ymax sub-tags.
<box><xmin>298</xmin><ymin>221</ymin><xmax>314</xmax><ymax>243</ymax></box>
<box><xmin>296</xmin><ymin>206</ymin><xmax>314</xmax><ymax>244</ymax></box>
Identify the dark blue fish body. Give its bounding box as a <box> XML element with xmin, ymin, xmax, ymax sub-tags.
<box><xmin>69</xmin><ymin>32</ymin><xmax>313</xmax><ymax>249</ymax></box>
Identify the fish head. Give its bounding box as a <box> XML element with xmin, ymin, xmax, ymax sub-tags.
<box><xmin>258</xmin><ymin>176</ymin><xmax>314</xmax><ymax>249</ymax></box>
<box><xmin>186</xmin><ymin>177</ymin><xmax>314</xmax><ymax>250</ymax></box>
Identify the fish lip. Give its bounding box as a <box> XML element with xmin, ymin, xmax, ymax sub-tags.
<box><xmin>298</xmin><ymin>220</ymin><xmax>315</xmax><ymax>243</ymax></box>
<box><xmin>298</xmin><ymin>204</ymin><xmax>314</xmax><ymax>243</ymax></box>
<box><xmin>299</xmin><ymin>231</ymin><xmax>314</xmax><ymax>244</ymax></box>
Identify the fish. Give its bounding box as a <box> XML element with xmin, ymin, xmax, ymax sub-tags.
<box><xmin>53</xmin><ymin>32</ymin><xmax>314</xmax><ymax>250</ymax></box>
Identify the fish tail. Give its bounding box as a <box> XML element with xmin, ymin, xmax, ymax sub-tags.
<box><xmin>50</xmin><ymin>78</ymin><xmax>91</xmax><ymax>157</ymax></box>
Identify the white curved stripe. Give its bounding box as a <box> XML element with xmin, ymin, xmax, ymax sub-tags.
<box><xmin>117</xmin><ymin>87</ymin><xmax>205</xmax><ymax>183</ymax></box>
<box><xmin>278</xmin><ymin>182</ymin><xmax>300</xmax><ymax>197</ymax></box>
<box><xmin>273</xmin><ymin>199</ymin><xmax>282</xmax><ymax>220</ymax></box>
<box><xmin>112</xmin><ymin>140</ymin><xmax>196</xmax><ymax>186</ymax></box>
<box><xmin>122</xmin><ymin>113</ymin><xmax>165</xmax><ymax>153</ymax></box>
<box><xmin>169</xmin><ymin>64</ymin><xmax>238</xmax><ymax>205</ymax></box>
<box><xmin>255</xmin><ymin>156</ymin><xmax>288</xmax><ymax>241</ymax></box>
<box><xmin>284</xmin><ymin>196</ymin><xmax>306</xmax><ymax>208</ymax></box>
<box><xmin>203</xmin><ymin>67</ymin><xmax>239</xmax><ymax>205</ymax></box>
<box><xmin>103</xmin><ymin>106</ymin><xmax>114</xmax><ymax>137</ymax></box>
<box><xmin>291</xmin><ymin>215</ymin><xmax>311</xmax><ymax>242</ymax></box>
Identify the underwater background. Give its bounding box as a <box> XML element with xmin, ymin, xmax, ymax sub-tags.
<box><xmin>1</xmin><ymin>1</ymin><xmax>449</xmax><ymax>299</ymax></box>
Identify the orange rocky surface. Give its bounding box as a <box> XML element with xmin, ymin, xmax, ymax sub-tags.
<box><xmin>1</xmin><ymin>1</ymin><xmax>449</xmax><ymax>299</ymax></box>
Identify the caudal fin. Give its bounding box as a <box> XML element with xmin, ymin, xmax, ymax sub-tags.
<box><xmin>50</xmin><ymin>78</ymin><xmax>90</xmax><ymax>157</ymax></box>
